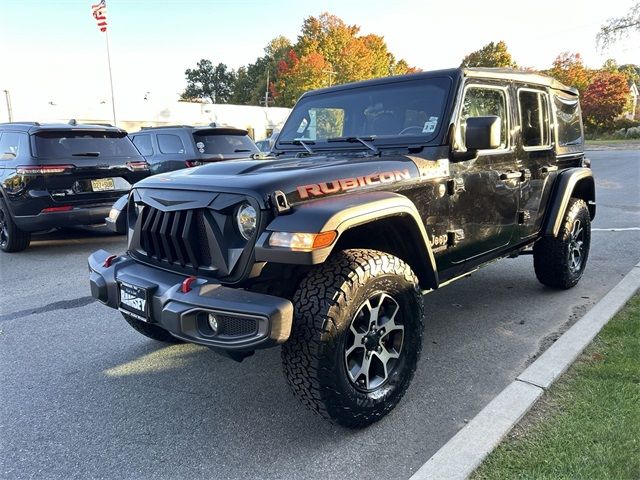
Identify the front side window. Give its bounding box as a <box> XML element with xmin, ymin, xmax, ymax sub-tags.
<box><xmin>459</xmin><ymin>87</ymin><xmax>508</xmax><ymax>149</ymax></box>
<box><xmin>519</xmin><ymin>90</ymin><xmax>550</xmax><ymax>148</ymax></box>
<box><xmin>132</xmin><ymin>134</ymin><xmax>154</xmax><ymax>156</ymax></box>
<box><xmin>0</xmin><ymin>133</ymin><xmax>21</xmax><ymax>160</ymax></box>
<box><xmin>34</xmin><ymin>131</ymin><xmax>139</xmax><ymax>158</ymax></box>
<box><xmin>277</xmin><ymin>77</ymin><xmax>452</xmax><ymax>147</ymax></box>
<box><xmin>157</xmin><ymin>134</ymin><xmax>185</xmax><ymax>154</ymax></box>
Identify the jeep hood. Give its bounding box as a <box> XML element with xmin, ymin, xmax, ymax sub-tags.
<box><xmin>134</xmin><ymin>149</ymin><xmax>448</xmax><ymax>207</ymax></box>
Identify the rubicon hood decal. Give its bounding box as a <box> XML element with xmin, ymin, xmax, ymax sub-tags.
<box><xmin>297</xmin><ymin>169</ymin><xmax>411</xmax><ymax>199</ymax></box>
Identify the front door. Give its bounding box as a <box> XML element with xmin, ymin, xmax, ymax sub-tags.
<box><xmin>447</xmin><ymin>83</ymin><xmax>520</xmax><ymax>265</ymax></box>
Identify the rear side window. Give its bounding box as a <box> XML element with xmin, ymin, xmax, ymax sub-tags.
<box><xmin>553</xmin><ymin>93</ymin><xmax>583</xmax><ymax>147</ymax></box>
<box><xmin>157</xmin><ymin>134</ymin><xmax>185</xmax><ymax>154</ymax></box>
<box><xmin>0</xmin><ymin>132</ymin><xmax>22</xmax><ymax>160</ymax></box>
<box><xmin>519</xmin><ymin>90</ymin><xmax>551</xmax><ymax>148</ymax></box>
<box><xmin>460</xmin><ymin>86</ymin><xmax>509</xmax><ymax>149</ymax></box>
<box><xmin>132</xmin><ymin>134</ymin><xmax>154</xmax><ymax>156</ymax></box>
<box><xmin>34</xmin><ymin>131</ymin><xmax>139</xmax><ymax>158</ymax></box>
<box><xmin>193</xmin><ymin>133</ymin><xmax>259</xmax><ymax>155</ymax></box>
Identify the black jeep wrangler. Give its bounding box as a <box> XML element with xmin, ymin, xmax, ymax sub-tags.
<box><xmin>89</xmin><ymin>68</ymin><xmax>594</xmax><ymax>427</ymax></box>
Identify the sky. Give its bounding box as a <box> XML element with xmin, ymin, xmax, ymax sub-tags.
<box><xmin>1</xmin><ymin>0</ymin><xmax>638</xmax><ymax>119</ymax></box>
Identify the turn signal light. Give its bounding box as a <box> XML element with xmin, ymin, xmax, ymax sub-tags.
<box><xmin>268</xmin><ymin>230</ymin><xmax>338</xmax><ymax>251</ymax></box>
<box><xmin>17</xmin><ymin>165</ymin><xmax>75</xmax><ymax>175</ymax></box>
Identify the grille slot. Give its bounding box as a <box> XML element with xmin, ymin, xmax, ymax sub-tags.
<box><xmin>217</xmin><ymin>315</ymin><xmax>259</xmax><ymax>337</ymax></box>
<box><xmin>138</xmin><ymin>206</ymin><xmax>211</xmax><ymax>269</ymax></box>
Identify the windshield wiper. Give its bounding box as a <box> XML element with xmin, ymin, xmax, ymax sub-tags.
<box><xmin>327</xmin><ymin>136</ymin><xmax>379</xmax><ymax>155</ymax></box>
<box><xmin>279</xmin><ymin>139</ymin><xmax>315</xmax><ymax>154</ymax></box>
<box><xmin>71</xmin><ymin>152</ymin><xmax>100</xmax><ymax>157</ymax></box>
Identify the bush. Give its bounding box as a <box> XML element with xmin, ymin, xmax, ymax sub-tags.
<box><xmin>613</xmin><ymin>118</ymin><xmax>640</xmax><ymax>130</ymax></box>
<box><xmin>625</xmin><ymin>126</ymin><xmax>640</xmax><ymax>139</ymax></box>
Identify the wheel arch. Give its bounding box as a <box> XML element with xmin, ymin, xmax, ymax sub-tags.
<box><xmin>255</xmin><ymin>191</ymin><xmax>438</xmax><ymax>290</ymax></box>
<box><xmin>543</xmin><ymin>167</ymin><xmax>595</xmax><ymax>237</ymax></box>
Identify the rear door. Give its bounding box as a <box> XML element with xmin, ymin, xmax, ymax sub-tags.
<box><xmin>33</xmin><ymin>129</ymin><xmax>148</xmax><ymax>204</ymax></box>
<box><xmin>516</xmin><ymin>87</ymin><xmax>556</xmax><ymax>239</ymax></box>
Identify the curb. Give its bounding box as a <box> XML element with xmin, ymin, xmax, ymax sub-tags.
<box><xmin>410</xmin><ymin>261</ymin><xmax>640</xmax><ymax>480</ymax></box>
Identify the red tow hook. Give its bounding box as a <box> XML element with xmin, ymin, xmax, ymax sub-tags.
<box><xmin>181</xmin><ymin>276</ymin><xmax>197</xmax><ymax>293</ymax></box>
<box><xmin>103</xmin><ymin>255</ymin><xmax>117</xmax><ymax>268</ymax></box>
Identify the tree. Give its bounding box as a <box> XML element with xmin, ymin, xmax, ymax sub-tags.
<box><xmin>597</xmin><ymin>1</ymin><xmax>640</xmax><ymax>48</ymax></box>
<box><xmin>275</xmin><ymin>50</ymin><xmax>331</xmax><ymax>107</ymax></box>
<box><xmin>460</xmin><ymin>41</ymin><xmax>517</xmax><ymax>68</ymax></box>
<box><xmin>581</xmin><ymin>72</ymin><xmax>630</xmax><ymax>127</ymax></box>
<box><xmin>547</xmin><ymin>52</ymin><xmax>592</xmax><ymax>94</ymax></box>
<box><xmin>180</xmin><ymin>59</ymin><xmax>235</xmax><ymax>103</ymax></box>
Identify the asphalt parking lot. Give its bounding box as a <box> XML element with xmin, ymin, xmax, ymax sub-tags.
<box><xmin>1</xmin><ymin>150</ymin><xmax>638</xmax><ymax>480</ymax></box>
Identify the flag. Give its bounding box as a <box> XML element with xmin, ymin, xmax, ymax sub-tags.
<box><xmin>92</xmin><ymin>0</ymin><xmax>108</xmax><ymax>32</ymax></box>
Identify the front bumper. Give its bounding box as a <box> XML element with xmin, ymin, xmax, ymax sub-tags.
<box><xmin>88</xmin><ymin>249</ymin><xmax>293</xmax><ymax>350</ymax></box>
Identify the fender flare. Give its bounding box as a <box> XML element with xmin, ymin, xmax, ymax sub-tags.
<box><xmin>255</xmin><ymin>191</ymin><xmax>438</xmax><ymax>288</ymax></box>
<box><xmin>543</xmin><ymin>167</ymin><xmax>596</xmax><ymax>237</ymax></box>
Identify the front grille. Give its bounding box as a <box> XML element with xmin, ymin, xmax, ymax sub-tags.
<box><xmin>138</xmin><ymin>206</ymin><xmax>211</xmax><ymax>269</ymax></box>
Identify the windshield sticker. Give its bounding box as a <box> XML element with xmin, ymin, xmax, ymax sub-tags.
<box><xmin>422</xmin><ymin>116</ymin><xmax>438</xmax><ymax>134</ymax></box>
<box><xmin>196</xmin><ymin>141</ymin><xmax>205</xmax><ymax>149</ymax></box>
<box><xmin>297</xmin><ymin>118</ymin><xmax>308</xmax><ymax>134</ymax></box>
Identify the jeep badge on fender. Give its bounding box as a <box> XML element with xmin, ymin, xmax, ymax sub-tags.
<box><xmin>88</xmin><ymin>68</ymin><xmax>594</xmax><ymax>428</ymax></box>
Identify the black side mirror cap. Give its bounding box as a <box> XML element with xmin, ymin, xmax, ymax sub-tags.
<box><xmin>465</xmin><ymin>116</ymin><xmax>501</xmax><ymax>150</ymax></box>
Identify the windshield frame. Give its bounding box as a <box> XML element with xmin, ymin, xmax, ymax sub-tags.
<box><xmin>275</xmin><ymin>74</ymin><xmax>456</xmax><ymax>153</ymax></box>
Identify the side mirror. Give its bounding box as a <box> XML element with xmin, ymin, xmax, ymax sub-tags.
<box><xmin>465</xmin><ymin>116</ymin><xmax>502</xmax><ymax>150</ymax></box>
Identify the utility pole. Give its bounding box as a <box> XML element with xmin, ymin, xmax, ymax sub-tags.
<box><xmin>265</xmin><ymin>70</ymin><xmax>270</xmax><ymax>108</ymax></box>
<box><xmin>3</xmin><ymin>90</ymin><xmax>13</xmax><ymax>122</ymax></box>
<box><xmin>323</xmin><ymin>69</ymin><xmax>337</xmax><ymax>87</ymax></box>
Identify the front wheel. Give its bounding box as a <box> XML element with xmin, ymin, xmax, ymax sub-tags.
<box><xmin>281</xmin><ymin>249</ymin><xmax>425</xmax><ymax>428</ymax></box>
<box><xmin>533</xmin><ymin>198</ymin><xmax>591</xmax><ymax>289</ymax></box>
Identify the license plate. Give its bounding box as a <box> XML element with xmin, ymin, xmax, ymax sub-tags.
<box><xmin>118</xmin><ymin>281</ymin><xmax>148</xmax><ymax>321</ymax></box>
<box><xmin>91</xmin><ymin>178</ymin><xmax>115</xmax><ymax>192</ymax></box>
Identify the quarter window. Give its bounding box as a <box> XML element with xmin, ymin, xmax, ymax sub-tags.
<box><xmin>519</xmin><ymin>90</ymin><xmax>550</xmax><ymax>148</ymax></box>
<box><xmin>460</xmin><ymin>87</ymin><xmax>508</xmax><ymax>149</ymax></box>
<box><xmin>132</xmin><ymin>134</ymin><xmax>154</xmax><ymax>156</ymax></box>
<box><xmin>157</xmin><ymin>134</ymin><xmax>185</xmax><ymax>154</ymax></box>
<box><xmin>554</xmin><ymin>93</ymin><xmax>583</xmax><ymax>147</ymax></box>
<box><xmin>0</xmin><ymin>133</ymin><xmax>22</xmax><ymax>160</ymax></box>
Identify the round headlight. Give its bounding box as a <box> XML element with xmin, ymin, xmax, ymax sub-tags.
<box><xmin>236</xmin><ymin>203</ymin><xmax>257</xmax><ymax>240</ymax></box>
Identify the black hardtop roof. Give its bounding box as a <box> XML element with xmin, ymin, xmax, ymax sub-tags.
<box><xmin>300</xmin><ymin>67</ymin><xmax>578</xmax><ymax>98</ymax></box>
<box><xmin>0</xmin><ymin>121</ymin><xmax>128</xmax><ymax>135</ymax></box>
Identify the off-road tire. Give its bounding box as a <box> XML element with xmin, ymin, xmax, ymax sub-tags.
<box><xmin>281</xmin><ymin>249</ymin><xmax>424</xmax><ymax>428</ymax></box>
<box><xmin>0</xmin><ymin>199</ymin><xmax>31</xmax><ymax>253</ymax></box>
<box><xmin>534</xmin><ymin>198</ymin><xmax>591</xmax><ymax>289</ymax></box>
<box><xmin>122</xmin><ymin>313</ymin><xmax>183</xmax><ymax>343</ymax></box>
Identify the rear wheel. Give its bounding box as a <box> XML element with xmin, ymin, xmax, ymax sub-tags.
<box><xmin>281</xmin><ymin>249</ymin><xmax>424</xmax><ymax>428</ymax></box>
<box><xmin>534</xmin><ymin>198</ymin><xmax>591</xmax><ymax>289</ymax></box>
<box><xmin>121</xmin><ymin>313</ymin><xmax>183</xmax><ymax>343</ymax></box>
<box><xmin>0</xmin><ymin>199</ymin><xmax>31</xmax><ymax>253</ymax></box>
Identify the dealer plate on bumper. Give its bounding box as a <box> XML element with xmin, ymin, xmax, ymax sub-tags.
<box><xmin>118</xmin><ymin>281</ymin><xmax>149</xmax><ymax>322</ymax></box>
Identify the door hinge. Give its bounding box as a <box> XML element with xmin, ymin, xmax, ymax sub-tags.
<box><xmin>446</xmin><ymin>178</ymin><xmax>465</xmax><ymax>195</ymax></box>
<box><xmin>447</xmin><ymin>229</ymin><xmax>464</xmax><ymax>246</ymax></box>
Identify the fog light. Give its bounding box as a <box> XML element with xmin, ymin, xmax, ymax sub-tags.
<box><xmin>108</xmin><ymin>208</ymin><xmax>119</xmax><ymax>221</ymax></box>
<box><xmin>208</xmin><ymin>313</ymin><xmax>220</xmax><ymax>334</ymax></box>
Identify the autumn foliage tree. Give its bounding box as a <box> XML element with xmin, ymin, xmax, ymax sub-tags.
<box><xmin>581</xmin><ymin>72</ymin><xmax>630</xmax><ymax>127</ymax></box>
<box><xmin>460</xmin><ymin>41</ymin><xmax>517</xmax><ymax>68</ymax></box>
<box><xmin>547</xmin><ymin>52</ymin><xmax>592</xmax><ymax>94</ymax></box>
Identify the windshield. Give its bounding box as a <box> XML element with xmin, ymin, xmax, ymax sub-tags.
<box><xmin>277</xmin><ymin>76</ymin><xmax>452</xmax><ymax>148</ymax></box>
<box><xmin>35</xmin><ymin>131</ymin><xmax>140</xmax><ymax>159</ymax></box>
<box><xmin>193</xmin><ymin>132</ymin><xmax>259</xmax><ymax>156</ymax></box>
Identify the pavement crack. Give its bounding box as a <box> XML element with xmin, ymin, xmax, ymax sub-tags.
<box><xmin>0</xmin><ymin>296</ymin><xmax>96</xmax><ymax>322</ymax></box>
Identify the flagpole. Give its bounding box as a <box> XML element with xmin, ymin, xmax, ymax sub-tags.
<box><xmin>104</xmin><ymin>30</ymin><xmax>117</xmax><ymax>126</ymax></box>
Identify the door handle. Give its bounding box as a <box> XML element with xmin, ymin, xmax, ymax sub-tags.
<box><xmin>500</xmin><ymin>171</ymin><xmax>522</xmax><ymax>180</ymax></box>
<box><xmin>540</xmin><ymin>165</ymin><xmax>558</xmax><ymax>174</ymax></box>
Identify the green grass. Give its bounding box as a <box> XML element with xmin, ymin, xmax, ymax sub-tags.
<box><xmin>472</xmin><ymin>294</ymin><xmax>640</xmax><ymax>480</ymax></box>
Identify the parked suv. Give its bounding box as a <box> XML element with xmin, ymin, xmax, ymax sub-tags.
<box><xmin>129</xmin><ymin>125</ymin><xmax>260</xmax><ymax>174</ymax></box>
<box><xmin>104</xmin><ymin>125</ymin><xmax>261</xmax><ymax>234</ymax></box>
<box><xmin>89</xmin><ymin>68</ymin><xmax>595</xmax><ymax>427</ymax></box>
<box><xmin>0</xmin><ymin>122</ymin><xmax>148</xmax><ymax>252</ymax></box>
